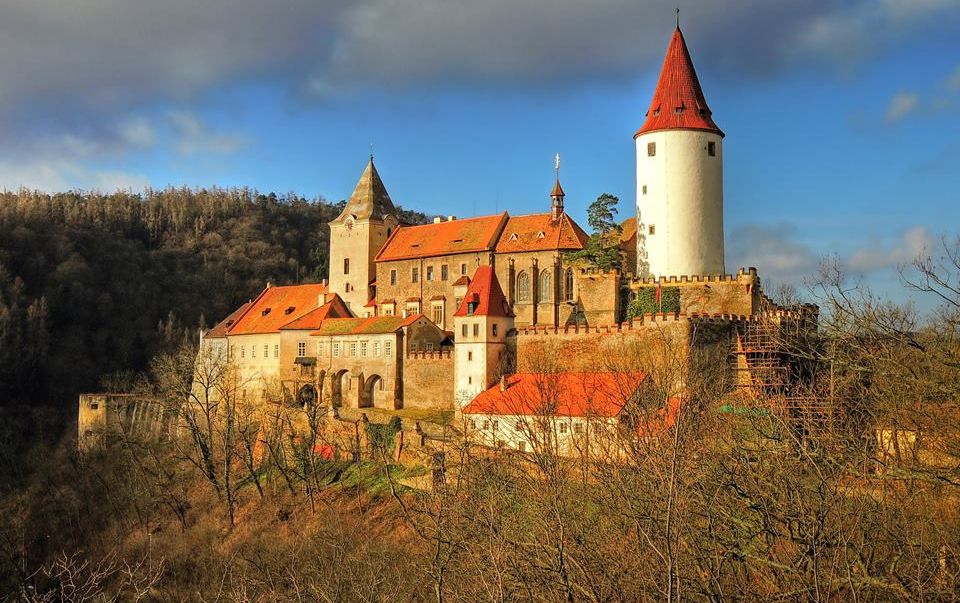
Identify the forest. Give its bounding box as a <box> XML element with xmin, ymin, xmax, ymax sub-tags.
<box><xmin>0</xmin><ymin>187</ymin><xmax>429</xmax><ymax>412</ymax></box>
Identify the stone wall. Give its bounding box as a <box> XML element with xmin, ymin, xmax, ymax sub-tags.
<box><xmin>625</xmin><ymin>268</ymin><xmax>761</xmax><ymax>317</ymax></box>
<box><xmin>402</xmin><ymin>351</ymin><xmax>455</xmax><ymax>410</ymax></box>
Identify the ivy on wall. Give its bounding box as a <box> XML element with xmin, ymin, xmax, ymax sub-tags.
<box><xmin>626</xmin><ymin>287</ymin><xmax>681</xmax><ymax>319</ymax></box>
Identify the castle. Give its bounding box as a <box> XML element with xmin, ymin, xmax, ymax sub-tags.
<box><xmin>167</xmin><ymin>25</ymin><xmax>817</xmax><ymax>454</ymax></box>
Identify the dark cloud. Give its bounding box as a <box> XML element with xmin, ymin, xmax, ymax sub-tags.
<box><xmin>0</xmin><ymin>0</ymin><xmax>956</xmax><ymax>125</ymax></box>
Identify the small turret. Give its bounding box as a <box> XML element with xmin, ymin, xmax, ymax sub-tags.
<box><xmin>550</xmin><ymin>153</ymin><xmax>565</xmax><ymax>221</ymax></box>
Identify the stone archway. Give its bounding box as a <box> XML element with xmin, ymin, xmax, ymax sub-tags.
<box><xmin>330</xmin><ymin>369</ymin><xmax>350</xmax><ymax>408</ymax></box>
<box><xmin>360</xmin><ymin>374</ymin><xmax>384</xmax><ymax>409</ymax></box>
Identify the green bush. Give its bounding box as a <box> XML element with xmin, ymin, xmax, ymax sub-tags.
<box><xmin>626</xmin><ymin>286</ymin><xmax>680</xmax><ymax>318</ymax></box>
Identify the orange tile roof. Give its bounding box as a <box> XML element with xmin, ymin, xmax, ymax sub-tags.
<box><xmin>454</xmin><ymin>266</ymin><xmax>513</xmax><ymax>318</ymax></box>
<box><xmin>494</xmin><ymin>212</ymin><xmax>589</xmax><ymax>253</ymax></box>
<box><xmin>205</xmin><ymin>302</ymin><xmax>252</xmax><ymax>338</ymax></box>
<box><xmin>635</xmin><ymin>28</ymin><xmax>723</xmax><ymax>138</ymax></box>
<box><xmin>279</xmin><ymin>294</ymin><xmax>351</xmax><ymax>330</ymax></box>
<box><xmin>462</xmin><ymin>372</ymin><xmax>646</xmax><ymax>417</ymax></box>
<box><xmin>226</xmin><ymin>283</ymin><xmax>329</xmax><ymax>335</ymax></box>
<box><xmin>375</xmin><ymin>213</ymin><xmax>507</xmax><ymax>261</ymax></box>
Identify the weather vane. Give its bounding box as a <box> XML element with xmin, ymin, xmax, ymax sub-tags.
<box><xmin>370</xmin><ymin>143</ymin><xmax>374</xmax><ymax>161</ymax></box>
<box><xmin>555</xmin><ymin>153</ymin><xmax>561</xmax><ymax>181</ymax></box>
<box><xmin>676</xmin><ymin>7</ymin><xmax>680</xmax><ymax>29</ymax></box>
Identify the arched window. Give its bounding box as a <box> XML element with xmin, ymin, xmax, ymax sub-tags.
<box><xmin>539</xmin><ymin>271</ymin><xmax>552</xmax><ymax>302</ymax></box>
<box><xmin>517</xmin><ymin>271</ymin><xmax>530</xmax><ymax>303</ymax></box>
<box><xmin>564</xmin><ymin>268</ymin><xmax>574</xmax><ymax>301</ymax></box>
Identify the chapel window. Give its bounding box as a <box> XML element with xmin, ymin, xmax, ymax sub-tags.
<box><xmin>517</xmin><ymin>271</ymin><xmax>530</xmax><ymax>303</ymax></box>
<box><xmin>564</xmin><ymin>269</ymin><xmax>574</xmax><ymax>302</ymax></box>
<box><xmin>539</xmin><ymin>271</ymin><xmax>552</xmax><ymax>302</ymax></box>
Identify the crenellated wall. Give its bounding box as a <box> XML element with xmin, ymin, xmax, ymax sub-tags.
<box><xmin>402</xmin><ymin>351</ymin><xmax>455</xmax><ymax>410</ymax></box>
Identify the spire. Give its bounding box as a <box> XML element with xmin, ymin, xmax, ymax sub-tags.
<box><xmin>333</xmin><ymin>157</ymin><xmax>398</xmax><ymax>223</ymax></box>
<box><xmin>551</xmin><ymin>153</ymin><xmax>565</xmax><ymax>220</ymax></box>
<box><xmin>635</xmin><ymin>26</ymin><xmax>723</xmax><ymax>138</ymax></box>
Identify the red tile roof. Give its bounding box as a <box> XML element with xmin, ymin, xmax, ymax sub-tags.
<box><xmin>635</xmin><ymin>28</ymin><xmax>722</xmax><ymax>138</ymax></box>
<box><xmin>454</xmin><ymin>266</ymin><xmax>513</xmax><ymax>318</ymax></box>
<box><xmin>279</xmin><ymin>294</ymin><xmax>351</xmax><ymax>330</ymax></box>
<box><xmin>375</xmin><ymin>213</ymin><xmax>507</xmax><ymax>261</ymax></box>
<box><xmin>452</xmin><ymin>275</ymin><xmax>470</xmax><ymax>286</ymax></box>
<box><xmin>226</xmin><ymin>283</ymin><xmax>329</xmax><ymax>335</ymax></box>
<box><xmin>462</xmin><ymin>372</ymin><xmax>646</xmax><ymax>417</ymax></box>
<box><xmin>550</xmin><ymin>179</ymin><xmax>565</xmax><ymax>198</ymax></box>
<box><xmin>494</xmin><ymin>212</ymin><xmax>589</xmax><ymax>253</ymax></box>
<box><xmin>205</xmin><ymin>302</ymin><xmax>252</xmax><ymax>338</ymax></box>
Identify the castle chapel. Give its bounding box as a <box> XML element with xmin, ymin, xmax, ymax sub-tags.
<box><xmin>197</xmin><ymin>25</ymin><xmax>802</xmax><ymax>434</ymax></box>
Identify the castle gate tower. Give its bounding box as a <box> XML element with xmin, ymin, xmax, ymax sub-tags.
<box><xmin>635</xmin><ymin>25</ymin><xmax>724</xmax><ymax>278</ymax></box>
<box><xmin>329</xmin><ymin>158</ymin><xmax>399</xmax><ymax>315</ymax></box>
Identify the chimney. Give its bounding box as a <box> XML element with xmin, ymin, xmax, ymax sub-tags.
<box><xmin>499</xmin><ymin>375</ymin><xmax>508</xmax><ymax>391</ymax></box>
<box><xmin>447</xmin><ymin>215</ymin><xmax>456</xmax><ymax>222</ymax></box>
<box><xmin>433</xmin><ymin>217</ymin><xmax>443</xmax><ymax>224</ymax></box>
<box><xmin>266</xmin><ymin>280</ymin><xmax>273</xmax><ymax>289</ymax></box>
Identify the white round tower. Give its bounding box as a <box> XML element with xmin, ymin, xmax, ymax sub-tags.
<box><xmin>636</xmin><ymin>26</ymin><xmax>724</xmax><ymax>278</ymax></box>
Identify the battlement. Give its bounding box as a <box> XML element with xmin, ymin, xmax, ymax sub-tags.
<box><xmin>627</xmin><ymin>266</ymin><xmax>759</xmax><ymax>286</ymax></box>
<box><xmin>405</xmin><ymin>350</ymin><xmax>453</xmax><ymax>360</ymax></box>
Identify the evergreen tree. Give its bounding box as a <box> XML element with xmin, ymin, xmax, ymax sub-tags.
<box><xmin>565</xmin><ymin>193</ymin><xmax>623</xmax><ymax>271</ymax></box>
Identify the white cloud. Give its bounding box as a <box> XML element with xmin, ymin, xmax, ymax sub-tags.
<box><xmin>885</xmin><ymin>91</ymin><xmax>919</xmax><ymax>123</ymax></box>
<box><xmin>168</xmin><ymin>111</ymin><xmax>247</xmax><ymax>156</ymax></box>
<box><xmin>727</xmin><ymin>223</ymin><xmax>820</xmax><ymax>282</ymax></box>
<box><xmin>0</xmin><ymin>158</ymin><xmax>149</xmax><ymax>193</ymax></box>
<box><xmin>846</xmin><ymin>226</ymin><xmax>933</xmax><ymax>272</ymax></box>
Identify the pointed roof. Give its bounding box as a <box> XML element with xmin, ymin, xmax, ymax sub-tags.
<box><xmin>332</xmin><ymin>158</ymin><xmax>398</xmax><ymax>223</ymax></box>
<box><xmin>550</xmin><ymin>179</ymin><xmax>565</xmax><ymax>198</ymax></box>
<box><xmin>635</xmin><ymin>28</ymin><xmax>723</xmax><ymax>138</ymax></box>
<box><xmin>454</xmin><ymin>266</ymin><xmax>513</xmax><ymax>318</ymax></box>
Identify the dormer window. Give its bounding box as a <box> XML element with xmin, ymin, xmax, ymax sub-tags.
<box><xmin>509</xmin><ymin>233</ymin><xmax>518</xmax><ymax>241</ymax></box>
<box><xmin>261</xmin><ymin>308</ymin><xmax>272</xmax><ymax>316</ymax></box>
<box><xmin>285</xmin><ymin>306</ymin><xmax>295</xmax><ymax>315</ymax></box>
<box><xmin>536</xmin><ymin>231</ymin><xmax>545</xmax><ymax>239</ymax></box>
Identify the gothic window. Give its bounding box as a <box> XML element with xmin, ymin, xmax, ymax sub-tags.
<box><xmin>517</xmin><ymin>271</ymin><xmax>530</xmax><ymax>303</ymax></box>
<box><xmin>564</xmin><ymin>268</ymin><xmax>574</xmax><ymax>302</ymax></box>
<box><xmin>539</xmin><ymin>271</ymin><xmax>552</xmax><ymax>302</ymax></box>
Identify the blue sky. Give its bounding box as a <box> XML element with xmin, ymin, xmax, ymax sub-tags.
<box><xmin>1</xmin><ymin>0</ymin><xmax>958</xmax><ymax>307</ymax></box>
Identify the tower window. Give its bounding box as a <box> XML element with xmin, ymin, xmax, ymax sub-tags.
<box><xmin>441</xmin><ymin>265</ymin><xmax>448</xmax><ymax>281</ymax></box>
<box><xmin>649</xmin><ymin>225</ymin><xmax>656</xmax><ymax>235</ymax></box>
<box><xmin>647</xmin><ymin>142</ymin><xmax>656</xmax><ymax>157</ymax></box>
<box><xmin>642</xmin><ymin>185</ymin><xmax>647</xmax><ymax>195</ymax></box>
<box><xmin>390</xmin><ymin>269</ymin><xmax>397</xmax><ymax>285</ymax></box>
<box><xmin>473</xmin><ymin>323</ymin><xmax>479</xmax><ymax>337</ymax></box>
<box><xmin>343</xmin><ymin>258</ymin><xmax>350</xmax><ymax>275</ymax></box>
<box><xmin>426</xmin><ymin>266</ymin><xmax>434</xmax><ymax>281</ymax></box>
<box><xmin>708</xmin><ymin>141</ymin><xmax>716</xmax><ymax>157</ymax></box>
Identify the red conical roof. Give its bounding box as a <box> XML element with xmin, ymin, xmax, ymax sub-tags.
<box><xmin>635</xmin><ymin>28</ymin><xmax>723</xmax><ymax>138</ymax></box>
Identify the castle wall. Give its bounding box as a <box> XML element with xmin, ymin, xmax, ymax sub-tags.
<box><xmin>575</xmin><ymin>269</ymin><xmax>621</xmax><ymax>326</ymax></box>
<box><xmin>375</xmin><ymin>251</ymin><xmax>494</xmax><ymax>330</ymax></box>
<box><xmin>626</xmin><ymin>268</ymin><xmax>761</xmax><ymax>317</ymax></box>
<box><xmin>402</xmin><ymin>351</ymin><xmax>455</xmax><ymax>410</ymax></box>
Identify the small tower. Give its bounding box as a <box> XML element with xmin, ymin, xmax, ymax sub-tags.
<box><xmin>329</xmin><ymin>157</ymin><xmax>399</xmax><ymax>314</ymax></box>
<box><xmin>550</xmin><ymin>153</ymin><xmax>565</xmax><ymax>221</ymax></box>
<box><xmin>635</xmin><ymin>24</ymin><xmax>725</xmax><ymax>278</ymax></box>
<box><xmin>453</xmin><ymin>266</ymin><xmax>514</xmax><ymax>407</ymax></box>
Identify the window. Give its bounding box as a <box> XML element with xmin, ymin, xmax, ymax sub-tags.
<box><xmin>344</xmin><ymin>283</ymin><xmax>351</xmax><ymax>293</ymax></box>
<box><xmin>708</xmin><ymin>141</ymin><xmax>716</xmax><ymax>157</ymax></box>
<box><xmin>343</xmin><ymin>258</ymin><xmax>350</xmax><ymax>275</ymax></box>
<box><xmin>455</xmin><ymin>297</ymin><xmax>462</xmax><ymax>309</ymax></box>
<box><xmin>518</xmin><ymin>441</ymin><xmax>527</xmax><ymax>452</ymax></box>
<box><xmin>467</xmin><ymin>351</ymin><xmax>473</xmax><ymax>361</ymax></box>
<box><xmin>460</xmin><ymin>263</ymin><xmax>467</xmax><ymax>276</ymax></box>
<box><xmin>647</xmin><ymin>142</ymin><xmax>656</xmax><ymax>157</ymax></box>
<box><xmin>469</xmin><ymin>419</ymin><xmax>476</xmax><ymax>429</ymax></box>
<box><xmin>539</xmin><ymin>271</ymin><xmax>552</xmax><ymax>302</ymax></box>
<box><xmin>574</xmin><ymin>423</ymin><xmax>584</xmax><ymax>434</ymax></box>
<box><xmin>333</xmin><ymin>342</ymin><xmax>340</xmax><ymax>357</ymax></box>
<box><xmin>390</xmin><ymin>269</ymin><xmax>397</xmax><ymax>286</ymax></box>
<box><xmin>350</xmin><ymin>342</ymin><xmax>357</xmax><ymax>357</ymax></box>
<box><xmin>252</xmin><ymin>346</ymin><xmax>256</xmax><ymax>358</ymax></box>
<box><xmin>492</xmin><ymin>420</ymin><xmax>499</xmax><ymax>431</ymax></box>
<box><xmin>492</xmin><ymin>323</ymin><xmax>498</xmax><ymax>336</ymax></box>
<box><xmin>264</xmin><ymin>344</ymin><xmax>269</xmax><ymax>358</ymax></box>
<box><xmin>649</xmin><ymin>225</ymin><xmax>656</xmax><ymax>236</ymax></box>
<box><xmin>473</xmin><ymin>323</ymin><xmax>479</xmax><ymax>337</ymax></box>
<box><xmin>274</xmin><ymin>344</ymin><xmax>279</xmax><ymax>358</ymax></box>
<box><xmin>241</xmin><ymin>346</ymin><xmax>246</xmax><ymax>358</ymax></box>
<box><xmin>383</xmin><ymin>305</ymin><xmax>394</xmax><ymax>316</ymax></box>
<box><xmin>297</xmin><ymin>341</ymin><xmax>306</xmax><ymax>357</ymax></box>
<box><xmin>360</xmin><ymin>341</ymin><xmax>367</xmax><ymax>357</ymax></box>
<box><xmin>432</xmin><ymin>304</ymin><xmax>444</xmax><ymax>326</ymax></box>
<box><xmin>412</xmin><ymin>267</ymin><xmax>419</xmax><ymax>283</ymax></box>
<box><xmin>426</xmin><ymin>342</ymin><xmax>434</xmax><ymax>351</ymax></box>
<box><xmin>426</xmin><ymin>266</ymin><xmax>434</xmax><ymax>281</ymax></box>
<box><xmin>482</xmin><ymin>420</ymin><xmax>490</xmax><ymax>430</ymax></box>
<box><xmin>441</xmin><ymin>265</ymin><xmax>448</xmax><ymax>281</ymax></box>
<box><xmin>642</xmin><ymin>185</ymin><xmax>647</xmax><ymax>195</ymax></box>
<box><xmin>468</xmin><ymin>376</ymin><xmax>473</xmax><ymax>384</ymax></box>
<box><xmin>517</xmin><ymin>271</ymin><xmax>530</xmax><ymax>302</ymax></box>
<box><xmin>462</xmin><ymin>324</ymin><xmax>468</xmax><ymax>337</ymax></box>
<box><xmin>374</xmin><ymin>341</ymin><xmax>381</xmax><ymax>356</ymax></box>
<box><xmin>559</xmin><ymin>423</ymin><xmax>568</xmax><ymax>434</ymax></box>
<box><xmin>385</xmin><ymin>341</ymin><xmax>392</xmax><ymax>357</ymax></box>
<box><xmin>564</xmin><ymin>268</ymin><xmax>574</xmax><ymax>302</ymax></box>
<box><xmin>317</xmin><ymin>342</ymin><xmax>325</xmax><ymax>356</ymax></box>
